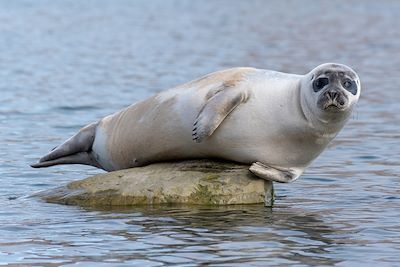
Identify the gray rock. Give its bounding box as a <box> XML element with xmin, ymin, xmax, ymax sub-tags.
<box><xmin>35</xmin><ymin>160</ymin><xmax>274</xmax><ymax>206</ymax></box>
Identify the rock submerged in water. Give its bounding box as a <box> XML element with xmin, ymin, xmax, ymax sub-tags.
<box><xmin>35</xmin><ymin>160</ymin><xmax>274</xmax><ymax>207</ymax></box>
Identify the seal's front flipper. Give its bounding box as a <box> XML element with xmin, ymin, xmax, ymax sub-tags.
<box><xmin>31</xmin><ymin>122</ymin><xmax>99</xmax><ymax>168</ymax></box>
<box><xmin>249</xmin><ymin>162</ymin><xmax>300</xmax><ymax>183</ymax></box>
<box><xmin>192</xmin><ymin>87</ymin><xmax>249</xmax><ymax>143</ymax></box>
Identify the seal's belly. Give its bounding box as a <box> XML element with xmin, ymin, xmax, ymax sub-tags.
<box><xmin>93</xmin><ymin>99</ymin><xmax>328</xmax><ymax>171</ymax></box>
<box><xmin>93</xmin><ymin>120</ymin><xmax>325</xmax><ymax>172</ymax></box>
<box><xmin>204</xmin><ymin>133</ymin><xmax>327</xmax><ymax>174</ymax></box>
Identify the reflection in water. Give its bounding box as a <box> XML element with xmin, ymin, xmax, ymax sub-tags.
<box><xmin>51</xmin><ymin>205</ymin><xmax>342</xmax><ymax>266</ymax></box>
<box><xmin>0</xmin><ymin>0</ymin><xmax>400</xmax><ymax>265</ymax></box>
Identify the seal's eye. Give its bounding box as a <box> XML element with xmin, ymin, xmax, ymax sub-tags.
<box><xmin>343</xmin><ymin>81</ymin><xmax>351</xmax><ymax>89</ymax></box>
<box><xmin>313</xmin><ymin>77</ymin><xmax>329</xmax><ymax>92</ymax></box>
<box><xmin>343</xmin><ymin>80</ymin><xmax>352</xmax><ymax>88</ymax></box>
<box><xmin>342</xmin><ymin>79</ymin><xmax>357</xmax><ymax>95</ymax></box>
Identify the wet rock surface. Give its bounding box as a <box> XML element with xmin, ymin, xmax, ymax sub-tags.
<box><xmin>35</xmin><ymin>160</ymin><xmax>274</xmax><ymax>207</ymax></box>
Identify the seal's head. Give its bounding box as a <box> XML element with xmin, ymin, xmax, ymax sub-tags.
<box><xmin>301</xmin><ymin>63</ymin><xmax>361</xmax><ymax>127</ymax></box>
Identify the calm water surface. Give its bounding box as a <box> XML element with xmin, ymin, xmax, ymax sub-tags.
<box><xmin>1</xmin><ymin>0</ymin><xmax>399</xmax><ymax>266</ymax></box>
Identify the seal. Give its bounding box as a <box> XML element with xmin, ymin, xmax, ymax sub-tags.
<box><xmin>31</xmin><ymin>63</ymin><xmax>361</xmax><ymax>183</ymax></box>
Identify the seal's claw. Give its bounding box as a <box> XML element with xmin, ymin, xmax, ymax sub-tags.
<box><xmin>192</xmin><ymin>128</ymin><xmax>203</xmax><ymax>143</ymax></box>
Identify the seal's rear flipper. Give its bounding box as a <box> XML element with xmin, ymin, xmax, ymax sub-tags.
<box><xmin>31</xmin><ymin>122</ymin><xmax>99</xmax><ymax>168</ymax></box>
<box><xmin>31</xmin><ymin>152</ymin><xmax>100</xmax><ymax>168</ymax></box>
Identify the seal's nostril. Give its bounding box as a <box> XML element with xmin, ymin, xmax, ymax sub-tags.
<box><xmin>326</xmin><ymin>90</ymin><xmax>338</xmax><ymax>100</ymax></box>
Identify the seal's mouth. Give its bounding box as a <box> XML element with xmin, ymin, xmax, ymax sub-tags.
<box><xmin>323</xmin><ymin>102</ymin><xmax>343</xmax><ymax>112</ymax></box>
<box><xmin>318</xmin><ymin>89</ymin><xmax>348</xmax><ymax>112</ymax></box>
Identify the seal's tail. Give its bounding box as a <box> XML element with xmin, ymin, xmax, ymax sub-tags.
<box><xmin>31</xmin><ymin>122</ymin><xmax>100</xmax><ymax>169</ymax></box>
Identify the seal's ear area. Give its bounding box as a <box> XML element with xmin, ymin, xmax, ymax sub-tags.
<box><xmin>192</xmin><ymin>88</ymin><xmax>249</xmax><ymax>143</ymax></box>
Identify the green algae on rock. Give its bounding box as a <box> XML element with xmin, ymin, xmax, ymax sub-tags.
<box><xmin>35</xmin><ymin>160</ymin><xmax>274</xmax><ymax>206</ymax></box>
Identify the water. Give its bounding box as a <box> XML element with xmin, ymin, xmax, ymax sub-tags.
<box><xmin>1</xmin><ymin>0</ymin><xmax>399</xmax><ymax>265</ymax></box>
